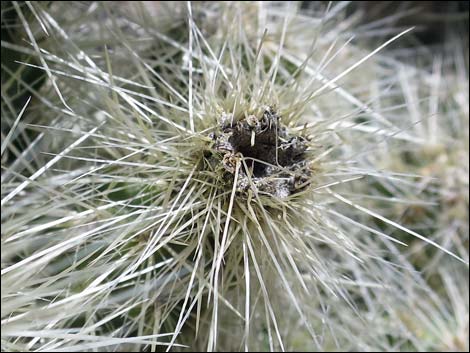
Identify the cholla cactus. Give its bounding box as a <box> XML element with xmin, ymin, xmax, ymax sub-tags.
<box><xmin>1</xmin><ymin>1</ymin><xmax>468</xmax><ymax>352</ymax></box>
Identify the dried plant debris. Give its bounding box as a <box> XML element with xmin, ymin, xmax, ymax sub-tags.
<box><xmin>211</xmin><ymin>106</ymin><xmax>311</xmax><ymax>198</ymax></box>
